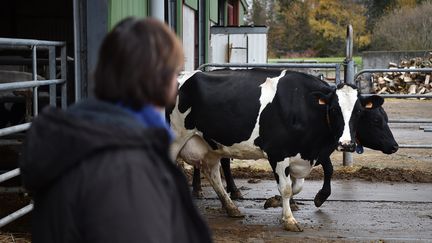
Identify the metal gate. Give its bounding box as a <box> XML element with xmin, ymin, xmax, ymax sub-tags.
<box><xmin>0</xmin><ymin>37</ymin><xmax>67</xmax><ymax>227</ymax></box>
<box><xmin>199</xmin><ymin>25</ymin><xmax>432</xmax><ymax>165</ymax></box>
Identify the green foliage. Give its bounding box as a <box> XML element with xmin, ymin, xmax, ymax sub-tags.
<box><xmin>268</xmin><ymin>0</ymin><xmax>315</xmax><ymax>57</ymax></box>
<box><xmin>308</xmin><ymin>0</ymin><xmax>370</xmax><ymax>56</ymax></box>
<box><xmin>249</xmin><ymin>0</ymin><xmax>266</xmax><ymax>25</ymax></box>
<box><xmin>247</xmin><ymin>0</ymin><xmax>432</xmax><ymax>57</ymax></box>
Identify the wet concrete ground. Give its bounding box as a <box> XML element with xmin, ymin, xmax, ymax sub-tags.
<box><xmin>196</xmin><ymin>179</ymin><xmax>432</xmax><ymax>242</ymax></box>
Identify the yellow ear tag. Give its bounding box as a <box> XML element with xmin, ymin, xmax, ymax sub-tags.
<box><xmin>318</xmin><ymin>98</ymin><xmax>326</xmax><ymax>105</ymax></box>
<box><xmin>365</xmin><ymin>102</ymin><xmax>373</xmax><ymax>109</ymax></box>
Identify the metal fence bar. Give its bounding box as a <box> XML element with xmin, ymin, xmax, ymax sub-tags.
<box><xmin>356</xmin><ymin>67</ymin><xmax>432</xmax><ymax>149</ymax></box>
<box><xmin>0</xmin><ymin>204</ymin><xmax>33</xmax><ymax>228</ymax></box>
<box><xmin>419</xmin><ymin>126</ymin><xmax>432</xmax><ymax>130</ymax></box>
<box><xmin>32</xmin><ymin>46</ymin><xmax>39</xmax><ymax>116</ymax></box>
<box><xmin>0</xmin><ymin>169</ymin><xmax>21</xmax><ymax>184</ymax></box>
<box><xmin>0</xmin><ymin>38</ymin><xmax>67</xmax><ymax>228</ymax></box>
<box><xmin>355</xmin><ymin>68</ymin><xmax>432</xmax><ymax>80</ymax></box>
<box><xmin>61</xmin><ymin>45</ymin><xmax>68</xmax><ymax>109</ymax></box>
<box><xmin>0</xmin><ymin>123</ymin><xmax>31</xmax><ymax>137</ymax></box>
<box><xmin>0</xmin><ymin>38</ymin><xmax>65</xmax><ymax>47</ymax></box>
<box><xmin>399</xmin><ymin>144</ymin><xmax>432</xmax><ymax>148</ymax></box>
<box><xmin>198</xmin><ymin>63</ymin><xmax>343</xmax><ymax>84</ymax></box>
<box><xmin>0</xmin><ymin>187</ymin><xmax>26</xmax><ymax>194</ymax></box>
<box><xmin>390</xmin><ymin>119</ymin><xmax>432</xmax><ymax>123</ymax></box>
<box><xmin>198</xmin><ymin>62</ymin><xmax>342</xmax><ymax>70</ymax></box>
<box><xmin>48</xmin><ymin>46</ymin><xmax>57</xmax><ymax>107</ymax></box>
<box><xmin>361</xmin><ymin>94</ymin><xmax>432</xmax><ymax>98</ymax></box>
<box><xmin>0</xmin><ymin>79</ymin><xmax>65</xmax><ymax>92</ymax></box>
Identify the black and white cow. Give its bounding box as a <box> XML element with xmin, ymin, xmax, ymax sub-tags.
<box><xmin>190</xmin><ymin>103</ymin><xmax>399</xmax><ymax>205</ymax></box>
<box><xmin>169</xmin><ymin>69</ymin><xmax>384</xmax><ymax>231</ymax></box>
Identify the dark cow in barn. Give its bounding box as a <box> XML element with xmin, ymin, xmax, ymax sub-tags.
<box><xmin>169</xmin><ymin>69</ymin><xmax>384</xmax><ymax>231</ymax></box>
<box><xmin>191</xmin><ymin>103</ymin><xmax>399</xmax><ymax>206</ymax></box>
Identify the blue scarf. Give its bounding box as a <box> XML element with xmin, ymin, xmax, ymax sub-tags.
<box><xmin>120</xmin><ymin>104</ymin><xmax>174</xmax><ymax>142</ymax></box>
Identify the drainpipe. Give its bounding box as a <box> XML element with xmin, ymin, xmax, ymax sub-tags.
<box><xmin>198</xmin><ymin>0</ymin><xmax>206</xmax><ymax>66</ymax></box>
<box><xmin>150</xmin><ymin>0</ymin><xmax>165</xmax><ymax>22</ymax></box>
<box><xmin>168</xmin><ymin>0</ymin><xmax>177</xmax><ymax>30</ymax></box>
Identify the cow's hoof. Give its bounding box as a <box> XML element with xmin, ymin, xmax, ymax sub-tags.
<box><xmin>230</xmin><ymin>190</ymin><xmax>244</xmax><ymax>200</ymax></box>
<box><xmin>314</xmin><ymin>190</ymin><xmax>330</xmax><ymax>207</ymax></box>
<box><xmin>283</xmin><ymin>220</ymin><xmax>303</xmax><ymax>232</ymax></box>
<box><xmin>264</xmin><ymin>195</ymin><xmax>282</xmax><ymax>209</ymax></box>
<box><xmin>192</xmin><ymin>190</ymin><xmax>204</xmax><ymax>199</ymax></box>
<box><xmin>227</xmin><ymin>207</ymin><xmax>245</xmax><ymax>218</ymax></box>
<box><xmin>290</xmin><ymin>203</ymin><xmax>300</xmax><ymax>211</ymax></box>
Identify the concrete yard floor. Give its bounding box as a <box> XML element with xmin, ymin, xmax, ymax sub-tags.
<box><xmin>196</xmin><ymin>179</ymin><xmax>432</xmax><ymax>242</ymax></box>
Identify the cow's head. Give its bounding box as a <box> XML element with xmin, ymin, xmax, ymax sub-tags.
<box><xmin>312</xmin><ymin>83</ymin><xmax>384</xmax><ymax>152</ymax></box>
<box><xmin>356</xmin><ymin>106</ymin><xmax>399</xmax><ymax>154</ymax></box>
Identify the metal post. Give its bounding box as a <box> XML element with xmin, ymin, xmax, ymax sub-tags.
<box><xmin>198</xmin><ymin>0</ymin><xmax>206</xmax><ymax>66</ymax></box>
<box><xmin>61</xmin><ymin>45</ymin><xmax>67</xmax><ymax>109</ymax></box>
<box><xmin>150</xmin><ymin>0</ymin><xmax>165</xmax><ymax>21</ymax></box>
<box><xmin>343</xmin><ymin>25</ymin><xmax>354</xmax><ymax>166</ymax></box>
<box><xmin>32</xmin><ymin>46</ymin><xmax>39</xmax><ymax>116</ymax></box>
<box><xmin>73</xmin><ymin>0</ymin><xmax>82</xmax><ymax>101</ymax></box>
<box><xmin>48</xmin><ymin>46</ymin><xmax>57</xmax><ymax>107</ymax></box>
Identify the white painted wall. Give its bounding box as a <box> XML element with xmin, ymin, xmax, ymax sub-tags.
<box><xmin>228</xmin><ymin>34</ymin><xmax>247</xmax><ymax>63</ymax></box>
<box><xmin>247</xmin><ymin>34</ymin><xmax>267</xmax><ymax>63</ymax></box>
<box><xmin>182</xmin><ymin>5</ymin><xmax>195</xmax><ymax>71</ymax></box>
<box><xmin>210</xmin><ymin>31</ymin><xmax>267</xmax><ymax>65</ymax></box>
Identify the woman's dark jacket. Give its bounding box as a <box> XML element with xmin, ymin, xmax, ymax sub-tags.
<box><xmin>19</xmin><ymin>99</ymin><xmax>212</xmax><ymax>243</ymax></box>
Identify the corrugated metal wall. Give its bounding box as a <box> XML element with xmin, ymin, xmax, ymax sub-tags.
<box><xmin>247</xmin><ymin>34</ymin><xmax>267</xmax><ymax>63</ymax></box>
<box><xmin>108</xmin><ymin>0</ymin><xmax>149</xmax><ymax>30</ymax></box>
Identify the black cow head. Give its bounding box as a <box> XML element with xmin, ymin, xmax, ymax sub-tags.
<box><xmin>313</xmin><ymin>83</ymin><xmax>385</xmax><ymax>152</ymax></box>
<box><xmin>356</xmin><ymin>106</ymin><xmax>399</xmax><ymax>154</ymax></box>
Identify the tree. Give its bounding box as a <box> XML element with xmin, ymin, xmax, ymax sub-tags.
<box><xmin>247</xmin><ymin>0</ymin><xmax>266</xmax><ymax>25</ymax></box>
<box><xmin>308</xmin><ymin>0</ymin><xmax>370</xmax><ymax>56</ymax></box>
<box><xmin>370</xmin><ymin>2</ymin><xmax>432</xmax><ymax>50</ymax></box>
<box><xmin>268</xmin><ymin>0</ymin><xmax>315</xmax><ymax>57</ymax></box>
<box><xmin>363</xmin><ymin>0</ymin><xmax>397</xmax><ymax>29</ymax></box>
<box><xmin>246</xmin><ymin>0</ymin><xmax>276</xmax><ymax>26</ymax></box>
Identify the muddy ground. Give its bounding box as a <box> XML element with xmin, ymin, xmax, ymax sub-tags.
<box><xmin>0</xmin><ymin>99</ymin><xmax>431</xmax><ymax>242</ymax></box>
<box><xmin>186</xmin><ymin>99</ymin><xmax>432</xmax><ymax>242</ymax></box>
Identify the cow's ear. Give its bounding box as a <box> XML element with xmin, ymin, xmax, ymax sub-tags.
<box><xmin>310</xmin><ymin>91</ymin><xmax>332</xmax><ymax>106</ymax></box>
<box><xmin>360</xmin><ymin>95</ymin><xmax>384</xmax><ymax>109</ymax></box>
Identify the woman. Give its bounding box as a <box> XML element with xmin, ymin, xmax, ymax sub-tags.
<box><xmin>19</xmin><ymin>17</ymin><xmax>212</xmax><ymax>243</ymax></box>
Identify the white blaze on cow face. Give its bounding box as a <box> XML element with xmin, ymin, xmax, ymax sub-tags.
<box><xmin>335</xmin><ymin>85</ymin><xmax>358</xmax><ymax>148</ymax></box>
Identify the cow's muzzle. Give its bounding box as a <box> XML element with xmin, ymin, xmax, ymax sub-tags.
<box><xmin>337</xmin><ymin>141</ymin><xmax>356</xmax><ymax>152</ymax></box>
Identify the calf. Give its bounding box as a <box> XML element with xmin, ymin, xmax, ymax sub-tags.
<box><xmin>169</xmin><ymin>69</ymin><xmax>383</xmax><ymax>231</ymax></box>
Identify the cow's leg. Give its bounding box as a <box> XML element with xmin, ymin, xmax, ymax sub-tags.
<box><xmin>289</xmin><ymin>177</ymin><xmax>305</xmax><ymax>211</ymax></box>
<box><xmin>202</xmin><ymin>157</ymin><xmax>244</xmax><ymax>218</ymax></box>
<box><xmin>192</xmin><ymin>167</ymin><xmax>204</xmax><ymax>198</ymax></box>
<box><xmin>314</xmin><ymin>157</ymin><xmax>333</xmax><ymax>207</ymax></box>
<box><xmin>273</xmin><ymin>159</ymin><xmax>302</xmax><ymax>232</ymax></box>
<box><xmin>221</xmin><ymin>158</ymin><xmax>243</xmax><ymax>200</ymax></box>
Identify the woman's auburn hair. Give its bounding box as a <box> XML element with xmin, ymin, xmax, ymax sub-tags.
<box><xmin>94</xmin><ymin>17</ymin><xmax>184</xmax><ymax>109</ymax></box>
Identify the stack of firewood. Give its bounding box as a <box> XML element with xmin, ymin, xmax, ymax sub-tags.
<box><xmin>368</xmin><ymin>55</ymin><xmax>432</xmax><ymax>95</ymax></box>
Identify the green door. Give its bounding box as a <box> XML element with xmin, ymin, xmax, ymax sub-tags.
<box><xmin>108</xmin><ymin>0</ymin><xmax>149</xmax><ymax>30</ymax></box>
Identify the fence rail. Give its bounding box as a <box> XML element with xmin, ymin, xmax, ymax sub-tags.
<box><xmin>355</xmin><ymin>67</ymin><xmax>432</xmax><ymax>149</ymax></box>
<box><xmin>0</xmin><ymin>37</ymin><xmax>67</xmax><ymax>228</ymax></box>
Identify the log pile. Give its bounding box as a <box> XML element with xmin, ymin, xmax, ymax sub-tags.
<box><xmin>368</xmin><ymin>55</ymin><xmax>432</xmax><ymax>95</ymax></box>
